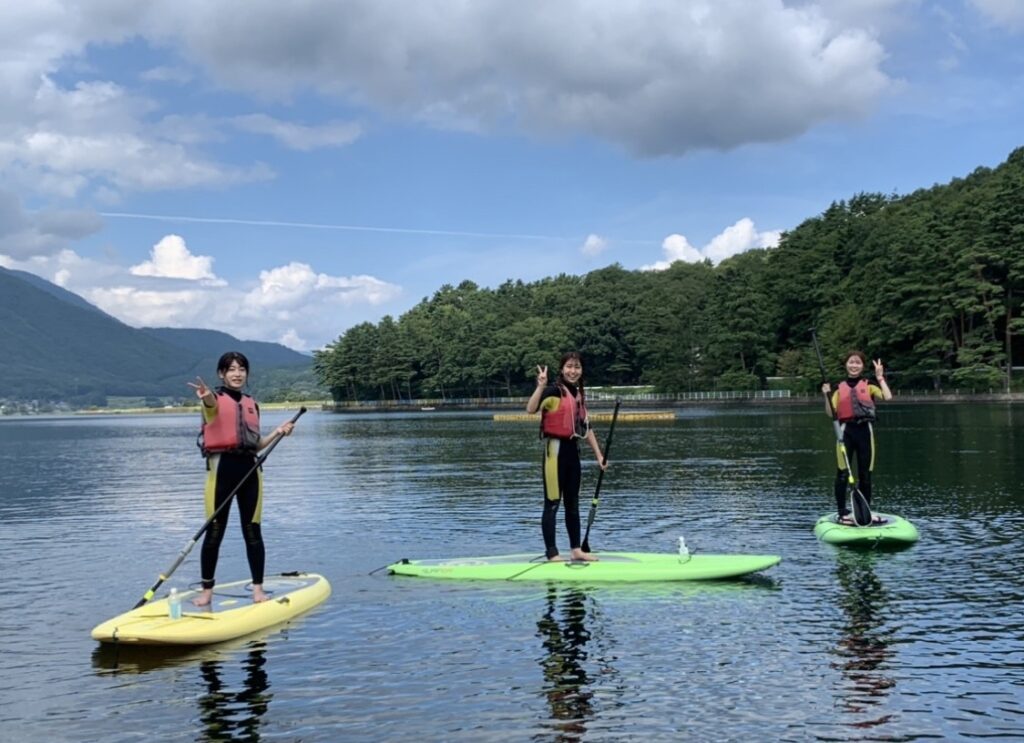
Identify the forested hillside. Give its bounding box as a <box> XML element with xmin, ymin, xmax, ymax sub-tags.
<box><xmin>0</xmin><ymin>268</ymin><xmax>193</xmax><ymax>402</ymax></box>
<box><xmin>315</xmin><ymin>147</ymin><xmax>1024</xmax><ymax>400</ymax></box>
<box><xmin>0</xmin><ymin>269</ymin><xmax>315</xmax><ymax>404</ymax></box>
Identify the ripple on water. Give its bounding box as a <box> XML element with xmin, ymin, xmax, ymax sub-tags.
<box><xmin>1</xmin><ymin>409</ymin><xmax>1023</xmax><ymax>741</ymax></box>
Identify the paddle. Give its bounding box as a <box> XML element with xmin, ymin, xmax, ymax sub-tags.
<box><xmin>581</xmin><ymin>398</ymin><xmax>621</xmax><ymax>553</ymax></box>
<box><xmin>811</xmin><ymin>330</ymin><xmax>872</xmax><ymax>526</ymax></box>
<box><xmin>132</xmin><ymin>406</ymin><xmax>307</xmax><ymax>608</ymax></box>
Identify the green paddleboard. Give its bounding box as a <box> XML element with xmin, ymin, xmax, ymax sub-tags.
<box><xmin>387</xmin><ymin>551</ymin><xmax>780</xmax><ymax>582</ymax></box>
<box><xmin>814</xmin><ymin>513</ymin><xmax>919</xmax><ymax>547</ymax></box>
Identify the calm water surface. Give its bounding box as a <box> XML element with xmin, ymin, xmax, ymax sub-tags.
<box><xmin>1</xmin><ymin>403</ymin><xmax>1022</xmax><ymax>742</ymax></box>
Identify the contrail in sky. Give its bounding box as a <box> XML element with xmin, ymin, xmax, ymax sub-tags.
<box><xmin>100</xmin><ymin>211</ymin><xmax>572</xmax><ymax>242</ymax></box>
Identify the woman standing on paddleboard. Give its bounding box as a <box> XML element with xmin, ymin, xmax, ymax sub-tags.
<box><xmin>821</xmin><ymin>351</ymin><xmax>892</xmax><ymax>524</ymax></box>
<box><xmin>188</xmin><ymin>352</ymin><xmax>294</xmax><ymax>606</ymax></box>
<box><xmin>526</xmin><ymin>352</ymin><xmax>607</xmax><ymax>562</ymax></box>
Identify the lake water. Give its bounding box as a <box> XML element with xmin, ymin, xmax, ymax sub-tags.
<box><xmin>1</xmin><ymin>403</ymin><xmax>1022</xmax><ymax>742</ymax></box>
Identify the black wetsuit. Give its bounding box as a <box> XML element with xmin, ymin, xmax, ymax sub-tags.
<box><xmin>538</xmin><ymin>382</ymin><xmax>588</xmax><ymax>559</ymax></box>
<box><xmin>199</xmin><ymin>388</ymin><xmax>265</xmax><ymax>590</ymax></box>
<box><xmin>832</xmin><ymin>378</ymin><xmax>881</xmax><ymax>516</ymax></box>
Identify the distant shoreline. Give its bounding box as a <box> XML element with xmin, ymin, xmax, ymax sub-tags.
<box><xmin>1</xmin><ymin>392</ymin><xmax>1019</xmax><ymax>419</ymax></box>
<box><xmin>325</xmin><ymin>391</ymin><xmax>1024</xmax><ymax>413</ymax></box>
<box><xmin>69</xmin><ymin>400</ymin><xmax>329</xmax><ymax>416</ymax></box>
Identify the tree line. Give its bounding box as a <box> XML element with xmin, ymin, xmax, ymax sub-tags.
<box><xmin>314</xmin><ymin>148</ymin><xmax>1024</xmax><ymax>401</ymax></box>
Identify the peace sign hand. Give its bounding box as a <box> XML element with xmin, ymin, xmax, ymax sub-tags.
<box><xmin>536</xmin><ymin>365</ymin><xmax>549</xmax><ymax>388</ymax></box>
<box><xmin>188</xmin><ymin>376</ymin><xmax>215</xmax><ymax>405</ymax></box>
<box><xmin>873</xmin><ymin>359</ymin><xmax>885</xmax><ymax>380</ymax></box>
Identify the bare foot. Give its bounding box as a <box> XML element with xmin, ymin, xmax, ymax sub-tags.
<box><xmin>252</xmin><ymin>584</ymin><xmax>269</xmax><ymax>603</ymax></box>
<box><xmin>547</xmin><ymin>554</ymin><xmax>566</xmax><ymax>562</ymax></box>
<box><xmin>571</xmin><ymin>549</ymin><xmax>598</xmax><ymax>562</ymax></box>
<box><xmin>192</xmin><ymin>588</ymin><xmax>213</xmax><ymax>607</ymax></box>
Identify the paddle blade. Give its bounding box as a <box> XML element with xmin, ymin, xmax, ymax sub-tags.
<box><xmin>852</xmin><ymin>489</ymin><xmax>872</xmax><ymax>526</ymax></box>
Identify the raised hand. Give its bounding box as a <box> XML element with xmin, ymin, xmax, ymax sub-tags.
<box><xmin>187</xmin><ymin>376</ymin><xmax>214</xmax><ymax>404</ymax></box>
<box><xmin>873</xmin><ymin>359</ymin><xmax>885</xmax><ymax>379</ymax></box>
<box><xmin>536</xmin><ymin>365</ymin><xmax>548</xmax><ymax>388</ymax></box>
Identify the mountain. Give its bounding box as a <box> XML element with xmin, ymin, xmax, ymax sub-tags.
<box><xmin>142</xmin><ymin>328</ymin><xmax>310</xmax><ymax>368</ymax></box>
<box><xmin>0</xmin><ymin>268</ymin><xmax>312</xmax><ymax>404</ymax></box>
<box><xmin>1</xmin><ymin>266</ymin><xmax>112</xmax><ymax>317</ymax></box>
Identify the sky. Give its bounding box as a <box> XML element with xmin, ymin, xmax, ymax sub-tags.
<box><xmin>1</xmin><ymin>1</ymin><xmax>1022</xmax><ymax>352</ymax></box>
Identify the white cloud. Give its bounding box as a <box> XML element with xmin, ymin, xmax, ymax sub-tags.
<box><xmin>705</xmin><ymin>218</ymin><xmax>782</xmax><ymax>264</ymax></box>
<box><xmin>2</xmin><ymin>245</ymin><xmax>402</xmax><ymax>351</ymax></box>
<box><xmin>87</xmin><ymin>285</ymin><xmax>215</xmax><ymax>327</ymax></box>
<box><xmin>18</xmin><ymin>128</ymin><xmax>273</xmax><ymax>195</ymax></box>
<box><xmin>232</xmin><ymin>114</ymin><xmax>362</xmax><ymax>151</ymax></box>
<box><xmin>110</xmin><ymin>256</ymin><xmax>402</xmax><ymax>347</ymax></box>
<box><xmin>642</xmin><ymin>218</ymin><xmax>781</xmax><ymax>270</ymax></box>
<box><xmin>246</xmin><ymin>262</ymin><xmax>401</xmax><ymax>311</ymax></box>
<box><xmin>150</xmin><ymin>0</ymin><xmax>892</xmax><ymax>156</ymax></box>
<box><xmin>580</xmin><ymin>234</ymin><xmax>607</xmax><ymax>257</ymax></box>
<box><xmin>971</xmin><ymin>0</ymin><xmax>1024</xmax><ymax>30</ymax></box>
<box><xmin>0</xmin><ymin>248</ymin><xmax>125</xmax><ymax>290</ymax></box>
<box><xmin>0</xmin><ymin>2</ymin><xmax>897</xmax><ymax>180</ymax></box>
<box><xmin>129</xmin><ymin>234</ymin><xmax>222</xmax><ymax>282</ymax></box>
<box><xmin>279</xmin><ymin>328</ymin><xmax>307</xmax><ymax>349</ymax></box>
<box><xmin>0</xmin><ymin>24</ymin><xmax>270</xmax><ymax>200</ymax></box>
<box><xmin>641</xmin><ymin>233</ymin><xmax>703</xmax><ymax>271</ymax></box>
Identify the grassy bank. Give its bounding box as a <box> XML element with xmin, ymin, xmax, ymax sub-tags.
<box><xmin>74</xmin><ymin>400</ymin><xmax>330</xmax><ymax>415</ymax></box>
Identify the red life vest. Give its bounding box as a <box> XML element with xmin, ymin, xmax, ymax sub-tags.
<box><xmin>201</xmin><ymin>391</ymin><xmax>261</xmax><ymax>454</ymax></box>
<box><xmin>836</xmin><ymin>379</ymin><xmax>875</xmax><ymax>423</ymax></box>
<box><xmin>541</xmin><ymin>384</ymin><xmax>588</xmax><ymax>439</ymax></box>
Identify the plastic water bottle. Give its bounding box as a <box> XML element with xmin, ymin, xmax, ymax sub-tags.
<box><xmin>168</xmin><ymin>587</ymin><xmax>182</xmax><ymax>620</ymax></box>
<box><xmin>678</xmin><ymin>536</ymin><xmax>689</xmax><ymax>557</ymax></box>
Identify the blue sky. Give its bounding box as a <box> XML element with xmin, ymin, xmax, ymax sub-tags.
<box><xmin>1</xmin><ymin>1</ymin><xmax>1022</xmax><ymax>351</ymax></box>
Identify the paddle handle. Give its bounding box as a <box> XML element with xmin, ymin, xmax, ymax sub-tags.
<box><xmin>811</xmin><ymin>332</ymin><xmax>871</xmax><ymax>524</ymax></box>
<box><xmin>581</xmin><ymin>398</ymin><xmax>621</xmax><ymax>552</ymax></box>
<box><xmin>132</xmin><ymin>406</ymin><xmax>307</xmax><ymax>608</ymax></box>
<box><xmin>811</xmin><ymin>329</ymin><xmax>839</xmax><ymax>419</ymax></box>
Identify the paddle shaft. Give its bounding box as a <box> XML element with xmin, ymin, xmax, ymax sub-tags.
<box><xmin>581</xmin><ymin>398</ymin><xmax>621</xmax><ymax>553</ymax></box>
<box><xmin>810</xmin><ymin>330</ymin><xmax>870</xmax><ymax>524</ymax></box>
<box><xmin>132</xmin><ymin>406</ymin><xmax>306</xmax><ymax>608</ymax></box>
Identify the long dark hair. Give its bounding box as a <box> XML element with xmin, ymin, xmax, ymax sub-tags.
<box><xmin>556</xmin><ymin>351</ymin><xmax>586</xmax><ymax>403</ymax></box>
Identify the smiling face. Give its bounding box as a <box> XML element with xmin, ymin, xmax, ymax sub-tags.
<box><xmin>219</xmin><ymin>360</ymin><xmax>249</xmax><ymax>390</ymax></box>
<box><xmin>844</xmin><ymin>353</ymin><xmax>865</xmax><ymax>378</ymax></box>
<box><xmin>561</xmin><ymin>357</ymin><xmax>583</xmax><ymax>384</ymax></box>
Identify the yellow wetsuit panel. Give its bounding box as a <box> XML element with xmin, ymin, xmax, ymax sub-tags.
<box><xmin>543</xmin><ymin>438</ymin><xmax>562</xmax><ymax>502</ymax></box>
<box><xmin>204</xmin><ymin>454</ymin><xmax>264</xmax><ymax>522</ymax></box>
<box><xmin>831</xmin><ymin>383</ymin><xmax>882</xmax><ymax>469</ymax></box>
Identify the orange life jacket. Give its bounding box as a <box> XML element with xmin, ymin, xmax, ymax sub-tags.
<box><xmin>541</xmin><ymin>384</ymin><xmax>588</xmax><ymax>439</ymax></box>
<box><xmin>200</xmin><ymin>390</ymin><xmax>261</xmax><ymax>454</ymax></box>
<box><xmin>836</xmin><ymin>379</ymin><xmax>875</xmax><ymax>423</ymax></box>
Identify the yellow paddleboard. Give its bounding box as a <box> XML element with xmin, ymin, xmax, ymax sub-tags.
<box><xmin>91</xmin><ymin>572</ymin><xmax>330</xmax><ymax>646</ymax></box>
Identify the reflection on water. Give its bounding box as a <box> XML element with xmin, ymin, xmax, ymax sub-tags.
<box><xmin>197</xmin><ymin>646</ymin><xmax>271</xmax><ymax>743</ymax></box>
<box><xmin>92</xmin><ymin>641</ymin><xmax>272</xmax><ymax>742</ymax></box>
<box><xmin>3</xmin><ymin>406</ymin><xmax>1024</xmax><ymax>741</ymax></box>
<box><xmin>92</xmin><ymin>643</ymin><xmax>210</xmax><ymax>675</ymax></box>
<box><xmin>832</xmin><ymin>551</ymin><xmax>895</xmax><ymax>730</ymax></box>
<box><xmin>536</xmin><ymin>587</ymin><xmax>595</xmax><ymax>741</ymax></box>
